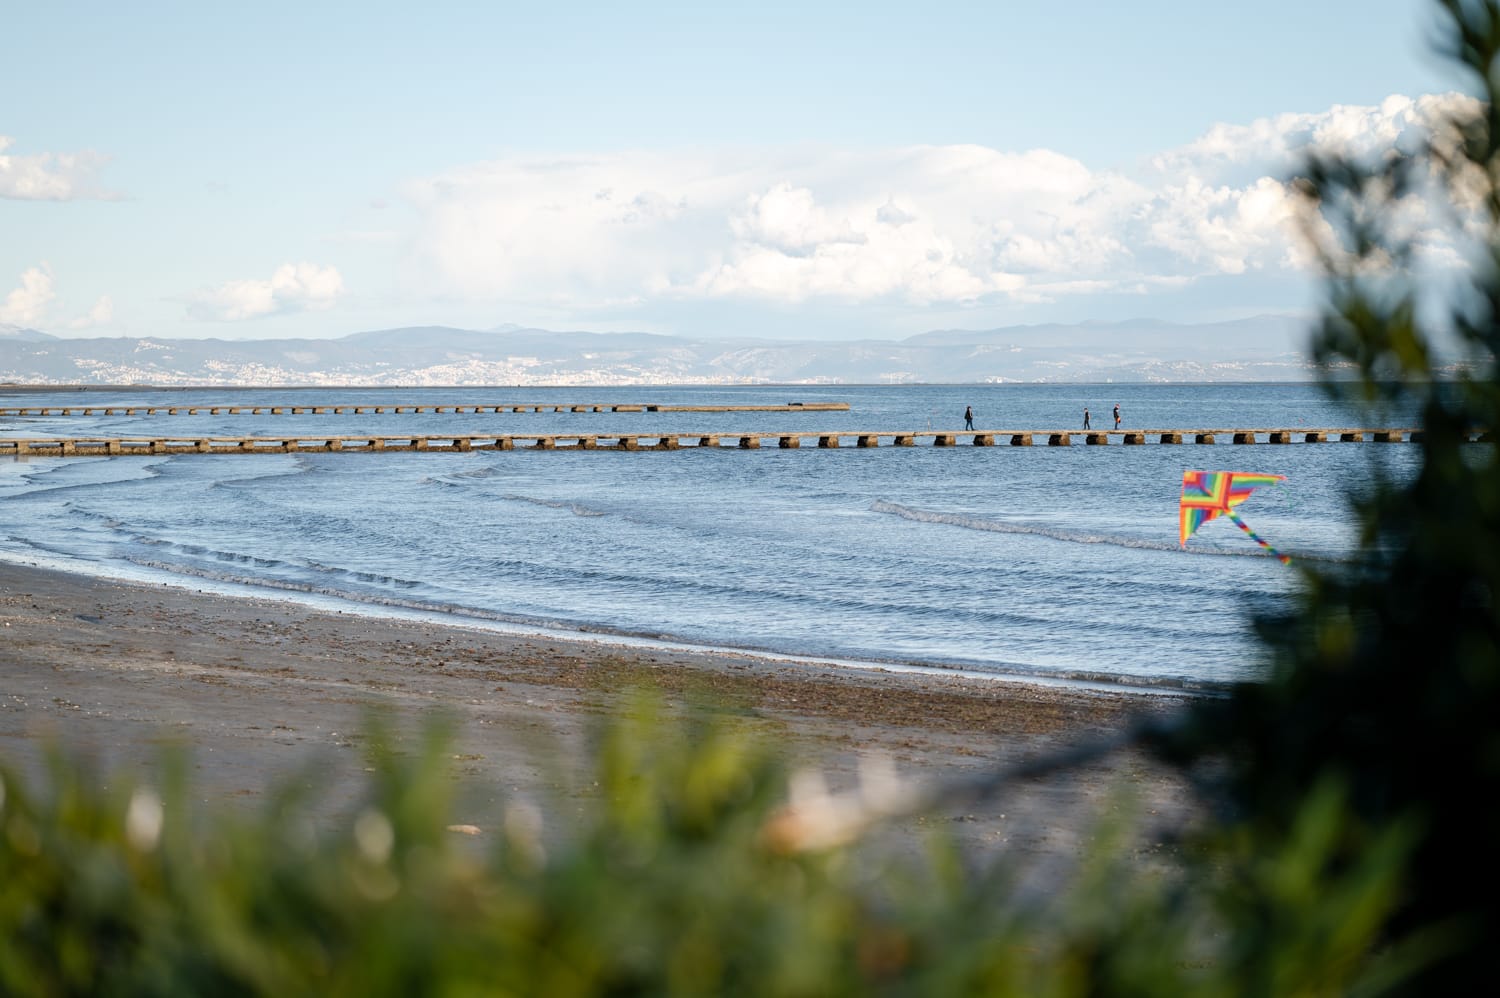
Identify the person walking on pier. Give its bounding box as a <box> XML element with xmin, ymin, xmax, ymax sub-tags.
<box><xmin>964</xmin><ymin>406</ymin><xmax>974</xmax><ymax>430</ymax></box>
<box><xmin>1083</xmin><ymin>408</ymin><xmax>1090</xmax><ymax>430</ymax></box>
<box><xmin>1113</xmin><ymin>404</ymin><xmax>1121</xmax><ymax>429</ymax></box>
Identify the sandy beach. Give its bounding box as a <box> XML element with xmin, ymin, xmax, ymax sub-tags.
<box><xmin>0</xmin><ymin>559</ymin><xmax>1195</xmax><ymax>865</ymax></box>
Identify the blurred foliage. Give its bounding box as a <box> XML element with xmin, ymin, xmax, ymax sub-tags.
<box><xmin>7</xmin><ymin>1</ymin><xmax>1500</xmax><ymax>991</ymax></box>
<box><xmin>1153</xmin><ymin>0</ymin><xmax>1500</xmax><ymax>990</ymax></box>
<box><xmin>1</xmin><ymin>702</ymin><xmax>1410</xmax><ymax>996</ymax></box>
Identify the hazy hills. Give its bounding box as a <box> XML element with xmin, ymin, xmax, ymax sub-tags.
<box><xmin>0</xmin><ymin>324</ymin><xmax>56</xmax><ymax>344</ymax></box>
<box><xmin>0</xmin><ymin>317</ymin><xmax>1316</xmax><ymax>386</ymax></box>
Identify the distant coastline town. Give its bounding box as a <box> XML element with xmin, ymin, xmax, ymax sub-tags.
<box><xmin>2</xmin><ymin>317</ymin><xmax>1320</xmax><ymax>386</ymax></box>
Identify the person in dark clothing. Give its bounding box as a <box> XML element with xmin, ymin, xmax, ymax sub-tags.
<box><xmin>1113</xmin><ymin>404</ymin><xmax>1121</xmax><ymax>429</ymax></box>
<box><xmin>964</xmin><ymin>406</ymin><xmax>974</xmax><ymax>430</ymax></box>
<box><xmin>1083</xmin><ymin>407</ymin><xmax>1090</xmax><ymax>429</ymax></box>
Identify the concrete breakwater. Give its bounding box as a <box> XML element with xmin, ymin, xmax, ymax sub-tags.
<box><xmin>1</xmin><ymin>427</ymin><xmax>1466</xmax><ymax>457</ymax></box>
<box><xmin>0</xmin><ymin>401</ymin><xmax>850</xmax><ymax>417</ymax></box>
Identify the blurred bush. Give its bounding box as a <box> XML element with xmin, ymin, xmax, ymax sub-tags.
<box><xmin>1154</xmin><ymin>1</ymin><xmax>1500</xmax><ymax>989</ymax></box>
<box><xmin>2</xmin><ymin>701</ymin><xmax>1410</xmax><ymax>996</ymax></box>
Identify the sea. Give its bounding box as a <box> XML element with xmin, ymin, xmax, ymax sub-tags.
<box><xmin>0</xmin><ymin>383</ymin><xmax>1418</xmax><ymax>692</ymax></box>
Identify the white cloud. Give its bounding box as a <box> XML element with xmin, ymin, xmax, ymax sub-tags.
<box><xmin>729</xmin><ymin>183</ymin><xmax>867</xmax><ymax>255</ymax></box>
<box><xmin>1140</xmin><ymin>176</ymin><xmax>1300</xmax><ymax>275</ymax></box>
<box><xmin>188</xmin><ymin>263</ymin><xmax>345</xmax><ymax>322</ymax></box>
<box><xmin>1151</xmin><ymin>93</ymin><xmax>1479</xmax><ymax>184</ymax></box>
<box><xmin>403</xmin><ymin>93</ymin><xmax>1474</xmax><ymax>311</ymax></box>
<box><xmin>67</xmin><ymin>295</ymin><xmax>115</xmax><ymax>330</ymax></box>
<box><xmin>0</xmin><ymin>266</ymin><xmax>56</xmax><ymax>325</ymax></box>
<box><xmin>876</xmin><ymin>198</ymin><xmax>916</xmax><ymax>226</ymax></box>
<box><xmin>0</xmin><ymin>136</ymin><xmax>120</xmax><ymax>200</ymax></box>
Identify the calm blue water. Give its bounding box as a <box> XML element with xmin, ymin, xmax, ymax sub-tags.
<box><xmin>0</xmin><ymin>384</ymin><xmax>1417</xmax><ymax>689</ymax></box>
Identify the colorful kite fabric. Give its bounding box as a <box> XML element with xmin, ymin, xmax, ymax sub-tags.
<box><xmin>1179</xmin><ymin>470</ymin><xmax>1291</xmax><ymax>564</ymax></box>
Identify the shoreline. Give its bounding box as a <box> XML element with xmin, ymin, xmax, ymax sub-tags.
<box><xmin>0</xmin><ymin>558</ymin><xmax>1196</xmax><ymax>861</ymax></box>
<box><xmin>0</xmin><ymin>550</ymin><xmax>1209</xmax><ymax>696</ymax></box>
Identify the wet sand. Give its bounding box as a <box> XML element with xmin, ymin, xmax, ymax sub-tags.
<box><xmin>0</xmin><ymin>560</ymin><xmax>1195</xmax><ymax>863</ymax></box>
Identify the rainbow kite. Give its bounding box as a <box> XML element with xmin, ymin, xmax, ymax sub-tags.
<box><xmin>1179</xmin><ymin>470</ymin><xmax>1291</xmax><ymax>564</ymax></box>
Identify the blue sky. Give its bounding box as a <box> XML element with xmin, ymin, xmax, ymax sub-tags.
<box><xmin>1</xmin><ymin>0</ymin><xmax>1461</xmax><ymax>341</ymax></box>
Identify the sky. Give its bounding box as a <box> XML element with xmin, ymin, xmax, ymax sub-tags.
<box><xmin>0</xmin><ymin>0</ymin><xmax>1466</xmax><ymax>342</ymax></box>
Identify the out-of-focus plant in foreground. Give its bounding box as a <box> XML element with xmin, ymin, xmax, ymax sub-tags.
<box><xmin>1154</xmin><ymin>0</ymin><xmax>1500</xmax><ymax>990</ymax></box>
<box><xmin>2</xmin><ymin>700</ymin><xmax>1410</xmax><ymax>996</ymax></box>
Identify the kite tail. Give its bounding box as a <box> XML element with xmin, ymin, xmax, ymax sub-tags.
<box><xmin>1227</xmin><ymin>511</ymin><xmax>1292</xmax><ymax>565</ymax></box>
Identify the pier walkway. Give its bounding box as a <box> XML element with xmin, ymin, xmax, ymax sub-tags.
<box><xmin>0</xmin><ymin>401</ymin><xmax>849</xmax><ymax>417</ymax></box>
<box><xmin>2</xmin><ymin>427</ymin><xmax>1474</xmax><ymax>457</ymax></box>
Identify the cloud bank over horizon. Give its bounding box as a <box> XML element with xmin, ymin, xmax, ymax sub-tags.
<box><xmin>4</xmin><ymin>91</ymin><xmax>1479</xmax><ymax>339</ymax></box>
<box><xmin>402</xmin><ymin>92</ymin><xmax>1474</xmax><ymax>318</ymax></box>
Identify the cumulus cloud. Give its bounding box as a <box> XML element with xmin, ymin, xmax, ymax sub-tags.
<box><xmin>188</xmin><ymin>263</ymin><xmax>345</xmax><ymax>322</ymax></box>
<box><xmin>876</xmin><ymin>198</ymin><xmax>916</xmax><ymax>226</ymax></box>
<box><xmin>67</xmin><ymin>296</ymin><xmax>115</xmax><ymax>330</ymax></box>
<box><xmin>403</xmin><ymin>93</ymin><xmax>1474</xmax><ymax>310</ymax></box>
<box><xmin>1140</xmin><ymin>176</ymin><xmax>1300</xmax><ymax>275</ymax></box>
<box><xmin>730</xmin><ymin>183</ymin><xmax>868</xmax><ymax>255</ymax></box>
<box><xmin>0</xmin><ymin>136</ymin><xmax>120</xmax><ymax>200</ymax></box>
<box><xmin>1150</xmin><ymin>93</ymin><xmax>1479</xmax><ymax>186</ymax></box>
<box><xmin>405</xmin><ymin>152</ymin><xmax>705</xmax><ymax>305</ymax></box>
<box><xmin>0</xmin><ymin>266</ymin><xmax>56</xmax><ymax>325</ymax></box>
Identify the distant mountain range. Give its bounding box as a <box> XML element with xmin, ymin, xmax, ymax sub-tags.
<box><xmin>0</xmin><ymin>317</ymin><xmax>1319</xmax><ymax>386</ymax></box>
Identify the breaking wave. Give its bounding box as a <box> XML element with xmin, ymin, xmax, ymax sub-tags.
<box><xmin>501</xmin><ymin>494</ymin><xmax>610</xmax><ymax>517</ymax></box>
<box><xmin>870</xmin><ymin>499</ymin><xmax>1266</xmax><ymax>557</ymax></box>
